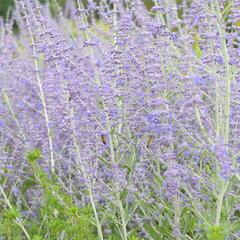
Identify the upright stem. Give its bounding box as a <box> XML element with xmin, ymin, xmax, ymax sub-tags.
<box><xmin>2</xmin><ymin>90</ymin><xmax>26</xmax><ymax>141</ymax></box>
<box><xmin>212</xmin><ymin>2</ymin><xmax>232</xmax><ymax>226</ymax></box>
<box><xmin>70</xmin><ymin>108</ymin><xmax>104</xmax><ymax>240</ymax></box>
<box><xmin>215</xmin><ymin>181</ymin><xmax>228</xmax><ymax>226</ymax></box>
<box><xmin>213</xmin><ymin>0</ymin><xmax>232</xmax><ymax>144</ymax></box>
<box><xmin>22</xmin><ymin>2</ymin><xmax>55</xmax><ymax>171</ymax></box>
<box><xmin>118</xmin><ymin>199</ymin><xmax>128</xmax><ymax>240</ymax></box>
<box><xmin>173</xmin><ymin>195</ymin><xmax>181</xmax><ymax>240</ymax></box>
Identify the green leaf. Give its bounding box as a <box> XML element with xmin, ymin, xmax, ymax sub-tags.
<box><xmin>20</xmin><ymin>177</ymin><xmax>38</xmax><ymax>195</ymax></box>
<box><xmin>3</xmin><ymin>208</ymin><xmax>20</xmax><ymax>220</ymax></box>
<box><xmin>32</xmin><ymin>235</ymin><xmax>43</xmax><ymax>240</ymax></box>
<box><xmin>143</xmin><ymin>224</ymin><xmax>161</xmax><ymax>239</ymax></box>
<box><xmin>193</xmin><ymin>41</ymin><xmax>202</xmax><ymax>58</ymax></box>
<box><xmin>192</xmin><ymin>33</ymin><xmax>202</xmax><ymax>58</ymax></box>
<box><xmin>97</xmin><ymin>156</ymin><xmax>112</xmax><ymax>166</ymax></box>
<box><xmin>26</xmin><ymin>149</ymin><xmax>42</xmax><ymax>163</ymax></box>
<box><xmin>206</xmin><ymin>225</ymin><xmax>226</xmax><ymax>240</ymax></box>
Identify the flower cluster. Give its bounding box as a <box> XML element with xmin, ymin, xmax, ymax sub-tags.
<box><xmin>0</xmin><ymin>0</ymin><xmax>240</xmax><ymax>239</ymax></box>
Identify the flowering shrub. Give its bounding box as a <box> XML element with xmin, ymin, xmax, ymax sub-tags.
<box><xmin>0</xmin><ymin>0</ymin><xmax>240</xmax><ymax>239</ymax></box>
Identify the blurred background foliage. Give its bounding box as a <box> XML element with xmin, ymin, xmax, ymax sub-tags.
<box><xmin>0</xmin><ymin>0</ymin><xmax>14</xmax><ymax>19</ymax></box>
<box><xmin>0</xmin><ymin>0</ymin><xmax>237</xmax><ymax>37</ymax></box>
<box><xmin>0</xmin><ymin>0</ymin><xmax>155</xmax><ymax>19</ymax></box>
<box><xmin>0</xmin><ymin>0</ymin><xmax>157</xmax><ymax>35</ymax></box>
<box><xmin>0</xmin><ymin>0</ymin><xmax>66</xmax><ymax>19</ymax></box>
<box><xmin>0</xmin><ymin>0</ymin><xmax>154</xmax><ymax>19</ymax></box>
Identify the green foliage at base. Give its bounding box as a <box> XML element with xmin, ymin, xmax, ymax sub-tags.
<box><xmin>0</xmin><ymin>149</ymin><xmax>98</xmax><ymax>240</ymax></box>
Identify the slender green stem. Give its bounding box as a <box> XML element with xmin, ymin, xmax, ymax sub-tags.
<box><xmin>117</xmin><ymin>199</ymin><xmax>128</xmax><ymax>240</ymax></box>
<box><xmin>173</xmin><ymin>195</ymin><xmax>181</xmax><ymax>239</ymax></box>
<box><xmin>194</xmin><ymin>106</ymin><xmax>214</xmax><ymax>145</ymax></box>
<box><xmin>215</xmin><ymin>181</ymin><xmax>229</xmax><ymax>226</ymax></box>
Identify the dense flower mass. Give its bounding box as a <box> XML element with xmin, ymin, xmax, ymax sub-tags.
<box><xmin>0</xmin><ymin>0</ymin><xmax>240</xmax><ymax>239</ymax></box>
